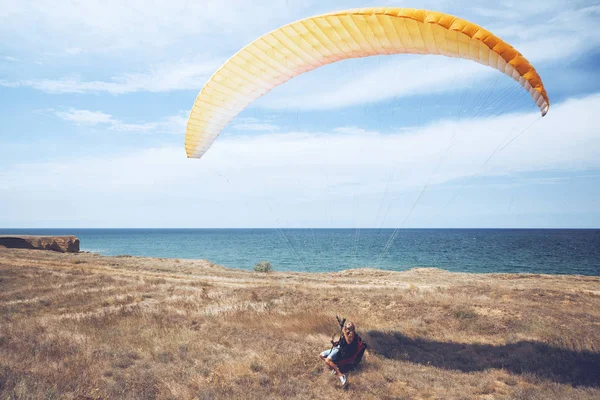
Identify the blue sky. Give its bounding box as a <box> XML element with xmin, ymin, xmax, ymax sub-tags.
<box><xmin>1</xmin><ymin>0</ymin><xmax>599</xmax><ymax>228</ymax></box>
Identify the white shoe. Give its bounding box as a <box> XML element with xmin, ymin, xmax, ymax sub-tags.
<box><xmin>339</xmin><ymin>374</ymin><xmax>347</xmax><ymax>386</ymax></box>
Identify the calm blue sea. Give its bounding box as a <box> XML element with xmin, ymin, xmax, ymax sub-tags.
<box><xmin>1</xmin><ymin>229</ymin><xmax>599</xmax><ymax>276</ymax></box>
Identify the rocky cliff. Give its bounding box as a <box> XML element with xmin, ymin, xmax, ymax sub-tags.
<box><xmin>0</xmin><ymin>235</ymin><xmax>80</xmax><ymax>253</ymax></box>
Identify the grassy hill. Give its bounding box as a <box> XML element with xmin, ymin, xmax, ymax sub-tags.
<box><xmin>1</xmin><ymin>248</ymin><xmax>599</xmax><ymax>399</ymax></box>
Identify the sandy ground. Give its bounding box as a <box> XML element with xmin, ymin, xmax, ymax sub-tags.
<box><xmin>1</xmin><ymin>247</ymin><xmax>599</xmax><ymax>399</ymax></box>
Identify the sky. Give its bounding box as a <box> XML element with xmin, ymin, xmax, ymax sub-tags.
<box><xmin>1</xmin><ymin>0</ymin><xmax>599</xmax><ymax>228</ymax></box>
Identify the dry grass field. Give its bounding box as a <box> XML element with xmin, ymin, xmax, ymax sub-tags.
<box><xmin>1</xmin><ymin>247</ymin><xmax>599</xmax><ymax>399</ymax></box>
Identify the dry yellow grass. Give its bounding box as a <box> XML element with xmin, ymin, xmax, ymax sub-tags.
<box><xmin>1</xmin><ymin>248</ymin><xmax>599</xmax><ymax>399</ymax></box>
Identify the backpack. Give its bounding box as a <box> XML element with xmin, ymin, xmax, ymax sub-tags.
<box><xmin>335</xmin><ymin>334</ymin><xmax>367</xmax><ymax>372</ymax></box>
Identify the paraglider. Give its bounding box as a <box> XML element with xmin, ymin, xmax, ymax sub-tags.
<box><xmin>182</xmin><ymin>7</ymin><xmax>553</xmax><ymax>389</ymax></box>
<box><xmin>184</xmin><ymin>7</ymin><xmax>549</xmax><ymax>159</ymax></box>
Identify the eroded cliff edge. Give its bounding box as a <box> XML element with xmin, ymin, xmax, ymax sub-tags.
<box><xmin>0</xmin><ymin>235</ymin><xmax>80</xmax><ymax>253</ymax></box>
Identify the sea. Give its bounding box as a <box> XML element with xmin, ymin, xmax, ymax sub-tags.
<box><xmin>2</xmin><ymin>229</ymin><xmax>600</xmax><ymax>276</ymax></box>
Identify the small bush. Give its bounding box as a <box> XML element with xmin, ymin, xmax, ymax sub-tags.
<box><xmin>250</xmin><ymin>360</ymin><xmax>263</xmax><ymax>372</ymax></box>
<box><xmin>254</xmin><ymin>261</ymin><xmax>272</xmax><ymax>273</ymax></box>
<box><xmin>454</xmin><ymin>307</ymin><xmax>478</xmax><ymax>320</ymax></box>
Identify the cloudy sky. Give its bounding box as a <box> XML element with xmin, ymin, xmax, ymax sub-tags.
<box><xmin>1</xmin><ymin>0</ymin><xmax>599</xmax><ymax>228</ymax></box>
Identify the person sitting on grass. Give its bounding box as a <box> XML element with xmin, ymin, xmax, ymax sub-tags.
<box><xmin>319</xmin><ymin>321</ymin><xmax>359</xmax><ymax>386</ymax></box>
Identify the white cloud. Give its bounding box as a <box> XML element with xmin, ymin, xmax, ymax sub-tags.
<box><xmin>470</xmin><ymin>0</ymin><xmax>569</xmax><ymax>20</ymax></box>
<box><xmin>3</xmin><ymin>56</ymin><xmax>20</xmax><ymax>62</ymax></box>
<box><xmin>53</xmin><ymin>108</ymin><xmax>187</xmax><ymax>134</ymax></box>
<box><xmin>332</xmin><ymin>126</ymin><xmax>378</xmax><ymax>135</ymax></box>
<box><xmin>489</xmin><ymin>4</ymin><xmax>600</xmax><ymax>63</ymax></box>
<box><xmin>55</xmin><ymin>109</ymin><xmax>114</xmax><ymax>125</ymax></box>
<box><xmin>2</xmin><ymin>92</ymin><xmax>599</xmax><ymax>227</ymax></box>
<box><xmin>0</xmin><ymin>59</ymin><xmax>219</xmax><ymax>94</ymax></box>
<box><xmin>65</xmin><ymin>47</ymin><xmax>83</xmax><ymax>55</ymax></box>
<box><xmin>160</xmin><ymin>114</ymin><xmax>189</xmax><ymax>134</ymax></box>
<box><xmin>0</xmin><ymin>0</ymin><xmax>315</xmax><ymax>53</ymax></box>
<box><xmin>232</xmin><ymin>117</ymin><xmax>279</xmax><ymax>132</ymax></box>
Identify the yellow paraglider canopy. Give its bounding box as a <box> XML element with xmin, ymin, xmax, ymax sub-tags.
<box><xmin>185</xmin><ymin>7</ymin><xmax>549</xmax><ymax>159</ymax></box>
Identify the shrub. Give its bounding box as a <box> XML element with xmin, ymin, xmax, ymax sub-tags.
<box><xmin>454</xmin><ymin>306</ymin><xmax>478</xmax><ymax>320</ymax></box>
<box><xmin>254</xmin><ymin>261</ymin><xmax>272</xmax><ymax>273</ymax></box>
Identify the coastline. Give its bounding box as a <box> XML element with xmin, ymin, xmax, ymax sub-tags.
<box><xmin>2</xmin><ymin>228</ymin><xmax>598</xmax><ymax>276</ymax></box>
<box><xmin>1</xmin><ymin>248</ymin><xmax>599</xmax><ymax>399</ymax></box>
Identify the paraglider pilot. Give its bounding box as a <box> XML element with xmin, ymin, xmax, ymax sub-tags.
<box><xmin>320</xmin><ymin>320</ymin><xmax>360</xmax><ymax>386</ymax></box>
